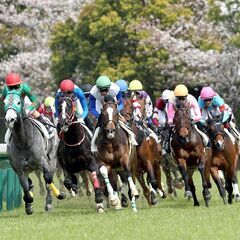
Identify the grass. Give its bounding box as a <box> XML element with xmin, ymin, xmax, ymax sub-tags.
<box><xmin>0</xmin><ymin>173</ymin><xmax>240</xmax><ymax>240</ymax></box>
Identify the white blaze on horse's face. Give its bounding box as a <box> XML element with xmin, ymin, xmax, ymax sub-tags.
<box><xmin>5</xmin><ymin>109</ymin><xmax>18</xmax><ymax>129</ymax></box>
<box><xmin>106</xmin><ymin>106</ymin><xmax>115</xmax><ymax>139</ymax></box>
<box><xmin>62</xmin><ymin>101</ymin><xmax>67</xmax><ymax>120</ymax></box>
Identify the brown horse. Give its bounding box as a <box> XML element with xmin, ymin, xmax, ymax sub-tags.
<box><xmin>171</xmin><ymin>105</ymin><xmax>211</xmax><ymax>206</ymax></box>
<box><xmin>205</xmin><ymin>114</ymin><xmax>239</xmax><ymax>204</ymax></box>
<box><xmin>97</xmin><ymin>96</ymin><xmax>139</xmax><ymax>211</ymax></box>
<box><xmin>122</xmin><ymin>96</ymin><xmax>166</xmax><ymax>206</ymax></box>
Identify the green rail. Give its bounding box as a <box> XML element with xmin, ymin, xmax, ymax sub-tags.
<box><xmin>0</xmin><ymin>144</ymin><xmax>22</xmax><ymax>211</ymax></box>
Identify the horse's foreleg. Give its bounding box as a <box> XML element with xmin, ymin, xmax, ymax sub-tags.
<box><xmin>80</xmin><ymin>170</ymin><xmax>92</xmax><ymax>196</ymax></box>
<box><xmin>210</xmin><ymin>166</ymin><xmax>226</xmax><ymax>204</ymax></box>
<box><xmin>177</xmin><ymin>158</ymin><xmax>192</xmax><ymax>198</ymax></box>
<box><xmin>18</xmin><ymin>174</ymin><xmax>33</xmax><ymax>215</ymax></box>
<box><xmin>188</xmin><ymin>170</ymin><xmax>199</xmax><ymax>206</ymax></box>
<box><xmin>56</xmin><ymin>165</ymin><xmax>65</xmax><ymax>192</ymax></box>
<box><xmin>226</xmin><ymin>169</ymin><xmax>234</xmax><ymax>204</ymax></box>
<box><xmin>99</xmin><ymin>165</ymin><xmax>119</xmax><ymax>207</ymax></box>
<box><xmin>162</xmin><ymin>155</ymin><xmax>174</xmax><ymax>195</ymax></box>
<box><xmin>35</xmin><ymin>170</ymin><xmax>45</xmax><ymax>196</ymax></box>
<box><xmin>42</xmin><ymin>164</ymin><xmax>66</xmax><ymax>200</ymax></box>
<box><xmin>45</xmin><ymin>183</ymin><xmax>53</xmax><ymax>211</ymax></box>
<box><xmin>136</xmin><ymin>172</ymin><xmax>151</xmax><ymax>205</ymax></box>
<box><xmin>198</xmin><ymin>160</ymin><xmax>211</xmax><ymax>207</ymax></box>
<box><xmin>232</xmin><ymin>170</ymin><xmax>240</xmax><ymax>201</ymax></box>
<box><xmin>153</xmin><ymin>161</ymin><xmax>166</xmax><ymax>199</ymax></box>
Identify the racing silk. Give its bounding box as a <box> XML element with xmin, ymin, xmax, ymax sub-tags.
<box><xmin>38</xmin><ymin>104</ymin><xmax>55</xmax><ymax>119</ymax></box>
<box><xmin>1</xmin><ymin>83</ymin><xmax>38</xmax><ymax>107</ymax></box>
<box><xmin>198</xmin><ymin>95</ymin><xmax>230</xmax><ymax>124</ymax></box>
<box><xmin>152</xmin><ymin>98</ymin><xmax>171</xmax><ymax>127</ymax></box>
<box><xmin>89</xmin><ymin>82</ymin><xmax>123</xmax><ymax>118</ymax></box>
<box><xmin>168</xmin><ymin>94</ymin><xmax>201</xmax><ymax>125</ymax></box>
<box><xmin>55</xmin><ymin>84</ymin><xmax>88</xmax><ymax>119</ymax></box>
<box><xmin>132</xmin><ymin>90</ymin><xmax>153</xmax><ymax>119</ymax></box>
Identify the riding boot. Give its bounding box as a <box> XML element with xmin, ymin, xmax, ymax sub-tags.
<box><xmin>36</xmin><ymin>115</ymin><xmax>53</xmax><ymax>136</ymax></box>
<box><xmin>194</xmin><ymin>124</ymin><xmax>211</xmax><ymax>149</ymax></box>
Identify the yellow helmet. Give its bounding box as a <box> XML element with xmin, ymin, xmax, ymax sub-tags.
<box><xmin>174</xmin><ymin>84</ymin><xmax>188</xmax><ymax>97</ymax></box>
<box><xmin>128</xmin><ymin>80</ymin><xmax>143</xmax><ymax>91</ymax></box>
<box><xmin>44</xmin><ymin>96</ymin><xmax>55</xmax><ymax>107</ymax></box>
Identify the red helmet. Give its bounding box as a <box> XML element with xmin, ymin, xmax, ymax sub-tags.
<box><xmin>5</xmin><ymin>73</ymin><xmax>22</xmax><ymax>86</ymax></box>
<box><xmin>60</xmin><ymin>79</ymin><xmax>74</xmax><ymax>92</ymax></box>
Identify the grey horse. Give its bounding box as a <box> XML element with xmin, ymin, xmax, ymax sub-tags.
<box><xmin>4</xmin><ymin>90</ymin><xmax>65</xmax><ymax>214</ymax></box>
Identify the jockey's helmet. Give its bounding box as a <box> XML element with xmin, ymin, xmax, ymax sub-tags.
<box><xmin>128</xmin><ymin>80</ymin><xmax>143</xmax><ymax>91</ymax></box>
<box><xmin>96</xmin><ymin>76</ymin><xmax>111</xmax><ymax>89</ymax></box>
<box><xmin>174</xmin><ymin>84</ymin><xmax>188</xmax><ymax>97</ymax></box>
<box><xmin>115</xmin><ymin>79</ymin><xmax>128</xmax><ymax>92</ymax></box>
<box><xmin>5</xmin><ymin>73</ymin><xmax>22</xmax><ymax>86</ymax></box>
<box><xmin>60</xmin><ymin>79</ymin><xmax>74</xmax><ymax>92</ymax></box>
<box><xmin>200</xmin><ymin>87</ymin><xmax>215</xmax><ymax>100</ymax></box>
<box><xmin>162</xmin><ymin>89</ymin><xmax>174</xmax><ymax>100</ymax></box>
<box><xmin>44</xmin><ymin>96</ymin><xmax>55</xmax><ymax>107</ymax></box>
<box><xmin>80</xmin><ymin>83</ymin><xmax>93</xmax><ymax>94</ymax></box>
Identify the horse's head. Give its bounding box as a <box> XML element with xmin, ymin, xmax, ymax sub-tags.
<box><xmin>100</xmin><ymin>96</ymin><xmax>119</xmax><ymax>139</ymax></box>
<box><xmin>206</xmin><ymin>113</ymin><xmax>225</xmax><ymax>151</ymax></box>
<box><xmin>58</xmin><ymin>96</ymin><xmax>75</xmax><ymax>131</ymax></box>
<box><xmin>122</xmin><ymin>97</ymin><xmax>134</xmax><ymax>124</ymax></box>
<box><xmin>173</xmin><ymin>106</ymin><xmax>192</xmax><ymax>142</ymax></box>
<box><xmin>4</xmin><ymin>90</ymin><xmax>23</xmax><ymax>129</ymax></box>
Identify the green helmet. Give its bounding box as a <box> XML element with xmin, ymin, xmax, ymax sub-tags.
<box><xmin>96</xmin><ymin>76</ymin><xmax>111</xmax><ymax>89</ymax></box>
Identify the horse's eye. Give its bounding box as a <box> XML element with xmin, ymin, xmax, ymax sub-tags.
<box><xmin>14</xmin><ymin>99</ymin><xmax>20</xmax><ymax>105</ymax></box>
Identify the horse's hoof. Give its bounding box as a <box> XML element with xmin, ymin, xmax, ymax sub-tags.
<box><xmin>25</xmin><ymin>203</ymin><xmax>33</xmax><ymax>215</ymax></box>
<box><xmin>45</xmin><ymin>204</ymin><xmax>53</xmax><ymax>212</ymax></box>
<box><xmin>86</xmin><ymin>190</ymin><xmax>92</xmax><ymax>197</ymax></box>
<box><xmin>114</xmin><ymin>199</ymin><xmax>122</xmax><ymax>211</ymax></box>
<box><xmin>131</xmin><ymin>189</ymin><xmax>139</xmax><ymax>198</ymax></box>
<box><xmin>110</xmin><ymin>197</ymin><xmax>119</xmax><ymax>207</ymax></box>
<box><xmin>194</xmin><ymin>201</ymin><xmax>200</xmax><ymax>207</ymax></box>
<box><xmin>150</xmin><ymin>191</ymin><xmax>158</xmax><ymax>205</ymax></box>
<box><xmin>223</xmin><ymin>197</ymin><xmax>227</xmax><ymax>205</ymax></box>
<box><xmin>235</xmin><ymin>194</ymin><xmax>240</xmax><ymax>202</ymax></box>
<box><xmin>184</xmin><ymin>190</ymin><xmax>192</xmax><ymax>199</ymax></box>
<box><xmin>57</xmin><ymin>192</ymin><xmax>66</xmax><ymax>200</ymax></box>
<box><xmin>97</xmin><ymin>204</ymin><xmax>105</xmax><ymax>213</ymax></box>
<box><xmin>69</xmin><ymin>189</ymin><xmax>76</xmax><ymax>197</ymax></box>
<box><xmin>204</xmin><ymin>192</ymin><xmax>212</xmax><ymax>201</ymax></box>
<box><xmin>205</xmin><ymin>200</ymin><xmax>209</xmax><ymax>207</ymax></box>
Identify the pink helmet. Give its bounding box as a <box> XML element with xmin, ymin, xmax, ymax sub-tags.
<box><xmin>200</xmin><ymin>87</ymin><xmax>215</xmax><ymax>100</ymax></box>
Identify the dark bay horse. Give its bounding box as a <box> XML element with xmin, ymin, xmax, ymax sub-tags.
<box><xmin>171</xmin><ymin>105</ymin><xmax>211</xmax><ymax>206</ymax></box>
<box><xmin>205</xmin><ymin>114</ymin><xmax>239</xmax><ymax>204</ymax></box>
<box><xmin>122</xmin><ymin>96</ymin><xmax>166</xmax><ymax>206</ymax></box>
<box><xmin>97</xmin><ymin>96</ymin><xmax>139</xmax><ymax>211</ymax></box>
<box><xmin>57</xmin><ymin>96</ymin><xmax>104</xmax><ymax>212</ymax></box>
<box><xmin>4</xmin><ymin>90</ymin><xmax>65</xmax><ymax>215</ymax></box>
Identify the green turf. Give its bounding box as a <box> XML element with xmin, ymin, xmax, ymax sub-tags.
<box><xmin>0</xmin><ymin>173</ymin><xmax>240</xmax><ymax>240</ymax></box>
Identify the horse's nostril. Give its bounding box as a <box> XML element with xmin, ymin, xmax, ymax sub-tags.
<box><xmin>10</xmin><ymin>118</ymin><xmax>15</xmax><ymax>123</ymax></box>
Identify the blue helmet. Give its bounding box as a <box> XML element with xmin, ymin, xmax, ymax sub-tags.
<box><xmin>115</xmin><ymin>79</ymin><xmax>128</xmax><ymax>92</ymax></box>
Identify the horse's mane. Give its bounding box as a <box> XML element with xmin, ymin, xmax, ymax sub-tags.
<box><xmin>104</xmin><ymin>95</ymin><xmax>116</xmax><ymax>103</ymax></box>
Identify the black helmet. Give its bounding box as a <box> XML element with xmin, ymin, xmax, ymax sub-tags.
<box><xmin>80</xmin><ymin>83</ymin><xmax>93</xmax><ymax>94</ymax></box>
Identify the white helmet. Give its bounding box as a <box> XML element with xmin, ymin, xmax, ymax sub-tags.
<box><xmin>162</xmin><ymin>89</ymin><xmax>174</xmax><ymax>100</ymax></box>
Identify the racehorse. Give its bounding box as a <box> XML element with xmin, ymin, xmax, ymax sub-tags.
<box><xmin>122</xmin><ymin>96</ymin><xmax>166</xmax><ymax>205</ymax></box>
<box><xmin>205</xmin><ymin>114</ymin><xmax>239</xmax><ymax>204</ymax></box>
<box><xmin>171</xmin><ymin>103</ymin><xmax>211</xmax><ymax>206</ymax></box>
<box><xmin>97</xmin><ymin>96</ymin><xmax>139</xmax><ymax>211</ymax></box>
<box><xmin>56</xmin><ymin>96</ymin><xmax>104</xmax><ymax>212</ymax></box>
<box><xmin>4</xmin><ymin>90</ymin><xmax>65</xmax><ymax>215</ymax></box>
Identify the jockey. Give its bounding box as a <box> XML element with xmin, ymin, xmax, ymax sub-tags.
<box><xmin>152</xmin><ymin>89</ymin><xmax>174</xmax><ymax>153</ymax></box>
<box><xmin>38</xmin><ymin>96</ymin><xmax>57</xmax><ymax>125</ymax></box>
<box><xmin>79</xmin><ymin>83</ymin><xmax>95</xmax><ymax>132</ymax></box>
<box><xmin>89</xmin><ymin>75</ymin><xmax>137</xmax><ymax>152</ymax></box>
<box><xmin>55</xmin><ymin>79</ymin><xmax>92</xmax><ymax>136</ymax></box>
<box><xmin>168</xmin><ymin>84</ymin><xmax>210</xmax><ymax>148</ymax></box>
<box><xmin>115</xmin><ymin>79</ymin><xmax>130</xmax><ymax>99</ymax></box>
<box><xmin>1</xmin><ymin>72</ymin><xmax>53</xmax><ymax>136</ymax></box>
<box><xmin>128</xmin><ymin>79</ymin><xmax>158</xmax><ymax>142</ymax></box>
<box><xmin>198</xmin><ymin>86</ymin><xmax>240</xmax><ymax>142</ymax></box>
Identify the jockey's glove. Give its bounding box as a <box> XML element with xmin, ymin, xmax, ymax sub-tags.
<box><xmin>77</xmin><ymin>117</ymin><xmax>85</xmax><ymax>124</ymax></box>
<box><xmin>26</xmin><ymin>105</ymin><xmax>35</xmax><ymax>115</ymax></box>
